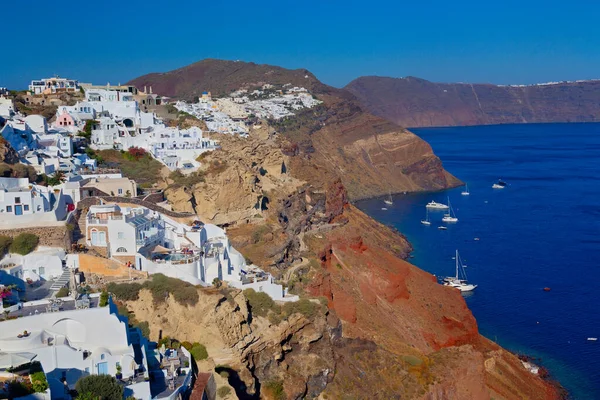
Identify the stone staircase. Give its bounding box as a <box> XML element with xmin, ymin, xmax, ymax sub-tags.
<box><xmin>50</xmin><ymin>268</ymin><xmax>71</xmax><ymax>291</ymax></box>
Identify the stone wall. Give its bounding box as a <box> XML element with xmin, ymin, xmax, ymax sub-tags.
<box><xmin>77</xmin><ymin>196</ymin><xmax>194</xmax><ymax>218</ymax></box>
<box><xmin>0</xmin><ymin>225</ymin><xmax>71</xmax><ymax>248</ymax></box>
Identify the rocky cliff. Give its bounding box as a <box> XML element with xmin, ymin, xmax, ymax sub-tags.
<box><xmin>346</xmin><ymin>76</ymin><xmax>600</xmax><ymax>127</ymax></box>
<box><xmin>125</xmin><ymin>60</ymin><xmax>563</xmax><ymax>399</ymax></box>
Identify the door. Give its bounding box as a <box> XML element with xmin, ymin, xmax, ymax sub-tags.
<box><xmin>15</xmin><ymin>205</ymin><xmax>22</xmax><ymax>215</ymax></box>
<box><xmin>97</xmin><ymin>362</ymin><xmax>108</xmax><ymax>375</ymax></box>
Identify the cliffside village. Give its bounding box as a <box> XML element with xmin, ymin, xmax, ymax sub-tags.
<box><xmin>0</xmin><ymin>76</ymin><xmax>318</xmax><ymax>400</ymax></box>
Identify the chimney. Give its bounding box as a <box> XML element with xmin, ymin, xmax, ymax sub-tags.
<box><xmin>149</xmin><ymin>86</ymin><xmax>153</xmax><ymax>94</ymax></box>
<box><xmin>144</xmin><ymin>86</ymin><xmax>147</xmax><ymax>94</ymax></box>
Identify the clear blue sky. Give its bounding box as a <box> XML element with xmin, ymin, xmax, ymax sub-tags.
<box><xmin>2</xmin><ymin>0</ymin><xmax>599</xmax><ymax>89</ymax></box>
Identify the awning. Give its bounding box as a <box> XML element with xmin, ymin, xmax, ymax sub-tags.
<box><xmin>0</xmin><ymin>352</ymin><xmax>37</xmax><ymax>369</ymax></box>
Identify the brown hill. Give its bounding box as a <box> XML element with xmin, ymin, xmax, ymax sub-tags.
<box><xmin>346</xmin><ymin>75</ymin><xmax>600</xmax><ymax>127</ymax></box>
<box><xmin>128</xmin><ymin>58</ymin><xmax>343</xmax><ymax>100</ymax></box>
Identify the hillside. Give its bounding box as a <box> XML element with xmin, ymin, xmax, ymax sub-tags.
<box><xmin>126</xmin><ymin>59</ymin><xmax>563</xmax><ymax>399</ymax></box>
<box><xmin>346</xmin><ymin>76</ymin><xmax>600</xmax><ymax>127</ymax></box>
<box><xmin>129</xmin><ymin>59</ymin><xmax>460</xmax><ymax>201</ymax></box>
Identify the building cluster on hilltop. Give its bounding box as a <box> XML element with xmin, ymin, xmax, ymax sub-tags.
<box><xmin>0</xmin><ymin>74</ymin><xmax>311</xmax><ymax>400</ymax></box>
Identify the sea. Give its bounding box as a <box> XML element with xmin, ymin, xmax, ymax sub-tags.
<box><xmin>355</xmin><ymin>123</ymin><xmax>600</xmax><ymax>399</ymax></box>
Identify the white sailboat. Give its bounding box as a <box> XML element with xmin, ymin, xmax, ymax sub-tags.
<box><xmin>384</xmin><ymin>191</ymin><xmax>393</xmax><ymax>205</ymax></box>
<box><xmin>461</xmin><ymin>183</ymin><xmax>470</xmax><ymax>196</ymax></box>
<box><xmin>442</xmin><ymin>197</ymin><xmax>458</xmax><ymax>222</ymax></box>
<box><xmin>443</xmin><ymin>250</ymin><xmax>477</xmax><ymax>292</ymax></box>
<box><xmin>420</xmin><ymin>209</ymin><xmax>431</xmax><ymax>225</ymax></box>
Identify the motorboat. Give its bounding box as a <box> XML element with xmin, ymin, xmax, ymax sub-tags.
<box><xmin>492</xmin><ymin>179</ymin><xmax>507</xmax><ymax>189</ymax></box>
<box><xmin>381</xmin><ymin>207</ymin><xmax>388</xmax><ymax>211</ymax></box>
<box><xmin>443</xmin><ymin>250</ymin><xmax>477</xmax><ymax>292</ymax></box>
<box><xmin>438</xmin><ymin>226</ymin><xmax>447</xmax><ymax>230</ymax></box>
<box><xmin>426</xmin><ymin>200</ymin><xmax>449</xmax><ymax>210</ymax></box>
<box><xmin>441</xmin><ymin>197</ymin><xmax>459</xmax><ymax>223</ymax></box>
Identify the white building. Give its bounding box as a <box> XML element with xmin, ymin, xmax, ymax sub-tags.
<box><xmin>0</xmin><ymin>247</ymin><xmax>66</xmax><ymax>289</ymax></box>
<box><xmin>57</xmin><ymin>102</ymin><xmax>96</xmax><ymax>121</ymax></box>
<box><xmin>1</xmin><ymin>118</ymin><xmax>38</xmax><ymax>155</ymax></box>
<box><xmin>29</xmin><ymin>77</ymin><xmax>79</xmax><ymax>95</ymax></box>
<box><xmin>37</xmin><ymin>133</ymin><xmax>73</xmax><ymax>157</ymax></box>
<box><xmin>24</xmin><ymin>115</ymin><xmax>48</xmax><ymax>134</ymax></box>
<box><xmin>0</xmin><ymin>177</ymin><xmax>68</xmax><ymax>228</ymax></box>
<box><xmin>0</xmin><ymin>96</ymin><xmax>15</xmax><ymax>118</ymax></box>
<box><xmin>86</xmin><ymin>205</ymin><xmax>165</xmax><ymax>261</ymax></box>
<box><xmin>0</xmin><ymin>299</ymin><xmax>193</xmax><ymax>400</ymax></box>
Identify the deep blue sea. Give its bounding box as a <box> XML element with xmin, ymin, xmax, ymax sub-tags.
<box><xmin>356</xmin><ymin>123</ymin><xmax>600</xmax><ymax>399</ymax></box>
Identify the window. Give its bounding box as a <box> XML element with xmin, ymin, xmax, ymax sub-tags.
<box><xmin>15</xmin><ymin>197</ymin><xmax>20</xmax><ymax>204</ymax></box>
<box><xmin>39</xmin><ymin>267</ymin><xmax>45</xmax><ymax>276</ymax></box>
<box><xmin>100</xmin><ymin>354</ymin><xmax>105</xmax><ymax>360</ymax></box>
<box><xmin>23</xmin><ymin>205</ymin><xmax>29</xmax><ymax>211</ymax></box>
<box><xmin>117</xmin><ymin>232</ymin><xmax>124</xmax><ymax>239</ymax></box>
<box><xmin>6</xmin><ymin>206</ymin><xmax>12</xmax><ymax>213</ymax></box>
<box><xmin>116</xmin><ymin>247</ymin><xmax>127</xmax><ymax>253</ymax></box>
<box><xmin>84</xmin><ymin>367</ymin><xmax>90</xmax><ymax>374</ymax></box>
<box><xmin>118</xmin><ymin>188</ymin><xmax>123</xmax><ymax>195</ymax></box>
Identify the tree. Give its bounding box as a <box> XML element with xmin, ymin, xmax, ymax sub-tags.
<box><xmin>75</xmin><ymin>375</ymin><xmax>123</xmax><ymax>400</ymax></box>
<box><xmin>47</xmin><ymin>171</ymin><xmax>66</xmax><ymax>186</ymax></box>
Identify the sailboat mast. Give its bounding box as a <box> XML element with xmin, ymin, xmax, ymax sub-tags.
<box><xmin>455</xmin><ymin>250</ymin><xmax>459</xmax><ymax>279</ymax></box>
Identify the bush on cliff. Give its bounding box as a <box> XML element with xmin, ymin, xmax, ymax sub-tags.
<box><xmin>189</xmin><ymin>343</ymin><xmax>208</xmax><ymax>361</ymax></box>
<box><xmin>107</xmin><ymin>274</ymin><xmax>198</xmax><ymax>306</ymax></box>
<box><xmin>0</xmin><ymin>236</ymin><xmax>12</xmax><ymax>256</ymax></box>
<box><xmin>9</xmin><ymin>233</ymin><xmax>39</xmax><ymax>255</ymax></box>
<box><xmin>243</xmin><ymin>289</ymin><xmax>277</xmax><ymax>317</ymax></box>
<box><xmin>75</xmin><ymin>375</ymin><xmax>123</xmax><ymax>400</ymax></box>
<box><xmin>282</xmin><ymin>298</ymin><xmax>318</xmax><ymax>319</ymax></box>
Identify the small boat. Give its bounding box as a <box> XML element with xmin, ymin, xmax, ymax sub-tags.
<box><xmin>381</xmin><ymin>207</ymin><xmax>388</xmax><ymax>211</ymax></box>
<box><xmin>443</xmin><ymin>250</ymin><xmax>477</xmax><ymax>292</ymax></box>
<box><xmin>587</xmin><ymin>338</ymin><xmax>598</xmax><ymax>341</ymax></box>
<box><xmin>384</xmin><ymin>191</ymin><xmax>393</xmax><ymax>205</ymax></box>
<box><xmin>438</xmin><ymin>226</ymin><xmax>447</xmax><ymax>230</ymax></box>
<box><xmin>421</xmin><ymin>209</ymin><xmax>431</xmax><ymax>225</ymax></box>
<box><xmin>461</xmin><ymin>183</ymin><xmax>470</xmax><ymax>196</ymax></box>
<box><xmin>442</xmin><ymin>197</ymin><xmax>458</xmax><ymax>223</ymax></box>
<box><xmin>426</xmin><ymin>200</ymin><xmax>449</xmax><ymax>210</ymax></box>
<box><xmin>492</xmin><ymin>179</ymin><xmax>507</xmax><ymax>189</ymax></box>
<box><xmin>543</xmin><ymin>287</ymin><xmax>551</xmax><ymax>292</ymax></box>
<box><xmin>474</xmin><ymin>237</ymin><xmax>480</xmax><ymax>241</ymax></box>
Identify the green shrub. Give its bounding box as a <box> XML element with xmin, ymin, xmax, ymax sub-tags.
<box><xmin>9</xmin><ymin>233</ymin><xmax>39</xmax><ymax>255</ymax></box>
<box><xmin>56</xmin><ymin>287</ymin><xmax>69</xmax><ymax>298</ymax></box>
<box><xmin>75</xmin><ymin>375</ymin><xmax>123</xmax><ymax>400</ymax></box>
<box><xmin>217</xmin><ymin>386</ymin><xmax>231</xmax><ymax>398</ymax></box>
<box><xmin>107</xmin><ymin>282</ymin><xmax>142</xmax><ymax>301</ymax></box>
<box><xmin>169</xmin><ymin>170</ymin><xmax>205</xmax><ymax>188</ymax></box>
<box><xmin>99</xmin><ymin>290</ymin><xmax>109</xmax><ymax>307</ymax></box>
<box><xmin>181</xmin><ymin>341</ymin><xmax>193</xmax><ymax>350</ymax></box>
<box><xmin>143</xmin><ymin>274</ymin><xmax>199</xmax><ymax>306</ymax></box>
<box><xmin>0</xmin><ymin>235</ymin><xmax>12</xmax><ymax>256</ymax></box>
<box><xmin>30</xmin><ymin>371</ymin><xmax>48</xmax><ymax>393</ymax></box>
<box><xmin>135</xmin><ymin>321</ymin><xmax>150</xmax><ymax>339</ymax></box>
<box><xmin>282</xmin><ymin>299</ymin><xmax>319</xmax><ymax>319</ymax></box>
<box><xmin>190</xmin><ymin>343</ymin><xmax>208</xmax><ymax>361</ymax></box>
<box><xmin>243</xmin><ymin>289</ymin><xmax>277</xmax><ymax>317</ymax></box>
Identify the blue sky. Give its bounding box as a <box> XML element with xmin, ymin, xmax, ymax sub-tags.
<box><xmin>2</xmin><ymin>0</ymin><xmax>599</xmax><ymax>89</ymax></box>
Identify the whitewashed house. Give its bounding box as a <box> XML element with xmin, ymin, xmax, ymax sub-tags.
<box><xmin>1</xmin><ymin>118</ymin><xmax>38</xmax><ymax>155</ymax></box>
<box><xmin>24</xmin><ymin>115</ymin><xmax>48</xmax><ymax>134</ymax></box>
<box><xmin>0</xmin><ymin>177</ymin><xmax>68</xmax><ymax>228</ymax></box>
<box><xmin>29</xmin><ymin>77</ymin><xmax>79</xmax><ymax>95</ymax></box>
<box><xmin>58</xmin><ymin>101</ymin><xmax>96</xmax><ymax>121</ymax></box>
<box><xmin>0</xmin><ymin>96</ymin><xmax>16</xmax><ymax>118</ymax></box>
<box><xmin>0</xmin><ymin>247</ymin><xmax>66</xmax><ymax>286</ymax></box>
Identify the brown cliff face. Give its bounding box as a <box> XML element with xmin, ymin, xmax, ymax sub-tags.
<box><xmin>346</xmin><ymin>75</ymin><xmax>600</xmax><ymax>127</ymax></box>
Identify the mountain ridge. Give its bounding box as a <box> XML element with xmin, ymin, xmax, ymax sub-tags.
<box><xmin>346</xmin><ymin>75</ymin><xmax>600</xmax><ymax>127</ymax></box>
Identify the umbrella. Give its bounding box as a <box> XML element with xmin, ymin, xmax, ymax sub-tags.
<box><xmin>151</xmin><ymin>245</ymin><xmax>170</xmax><ymax>254</ymax></box>
<box><xmin>0</xmin><ymin>352</ymin><xmax>37</xmax><ymax>369</ymax></box>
